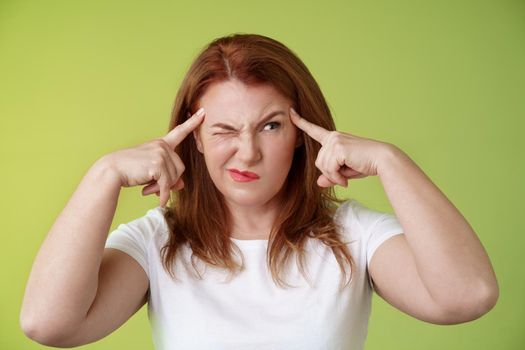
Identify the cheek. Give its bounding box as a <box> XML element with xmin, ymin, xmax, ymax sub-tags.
<box><xmin>201</xmin><ymin>130</ymin><xmax>297</xmax><ymax>167</ymax></box>
<box><xmin>202</xmin><ymin>137</ymin><xmax>235</xmax><ymax>165</ymax></box>
<box><xmin>265</xmin><ymin>135</ymin><xmax>297</xmax><ymax>166</ymax></box>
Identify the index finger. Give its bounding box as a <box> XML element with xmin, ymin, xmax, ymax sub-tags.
<box><xmin>162</xmin><ymin>107</ymin><xmax>205</xmax><ymax>148</ymax></box>
<box><xmin>289</xmin><ymin>107</ymin><xmax>329</xmax><ymax>144</ymax></box>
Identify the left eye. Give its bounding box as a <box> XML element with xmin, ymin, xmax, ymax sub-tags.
<box><xmin>263</xmin><ymin>122</ymin><xmax>281</xmax><ymax>131</ymax></box>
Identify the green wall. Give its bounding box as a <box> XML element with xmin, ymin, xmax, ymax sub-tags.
<box><xmin>2</xmin><ymin>0</ymin><xmax>523</xmax><ymax>349</ymax></box>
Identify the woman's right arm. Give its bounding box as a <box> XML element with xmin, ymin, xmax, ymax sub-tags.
<box><xmin>20</xmin><ymin>108</ymin><xmax>206</xmax><ymax>346</ymax></box>
<box><xmin>20</xmin><ymin>156</ymin><xmax>148</xmax><ymax>346</ymax></box>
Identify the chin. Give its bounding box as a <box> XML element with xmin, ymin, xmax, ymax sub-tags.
<box><xmin>222</xmin><ymin>187</ymin><xmax>279</xmax><ymax>208</ymax></box>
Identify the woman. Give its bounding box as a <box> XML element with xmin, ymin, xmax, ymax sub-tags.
<box><xmin>20</xmin><ymin>33</ymin><xmax>499</xmax><ymax>349</ymax></box>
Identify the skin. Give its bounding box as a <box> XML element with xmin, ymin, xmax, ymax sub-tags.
<box><xmin>143</xmin><ymin>79</ymin><xmax>498</xmax><ymax>323</ymax></box>
<box><xmin>192</xmin><ymin>79</ymin><xmax>302</xmax><ymax>240</ymax></box>
<box><xmin>289</xmin><ymin>108</ymin><xmax>499</xmax><ymax>323</ymax></box>
<box><xmin>19</xmin><ymin>79</ymin><xmax>498</xmax><ymax>348</ymax></box>
<box><xmin>19</xmin><ymin>108</ymin><xmax>208</xmax><ymax>345</ymax></box>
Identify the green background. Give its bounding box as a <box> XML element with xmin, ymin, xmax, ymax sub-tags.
<box><xmin>1</xmin><ymin>0</ymin><xmax>523</xmax><ymax>349</ymax></box>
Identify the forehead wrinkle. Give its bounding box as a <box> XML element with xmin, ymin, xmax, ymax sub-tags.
<box><xmin>199</xmin><ymin>81</ymin><xmax>290</xmax><ymax>131</ymax></box>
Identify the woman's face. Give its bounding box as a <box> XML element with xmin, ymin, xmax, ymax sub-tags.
<box><xmin>193</xmin><ymin>79</ymin><xmax>302</xmax><ymax>208</ymax></box>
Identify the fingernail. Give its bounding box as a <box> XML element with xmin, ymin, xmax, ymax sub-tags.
<box><xmin>290</xmin><ymin>107</ymin><xmax>297</xmax><ymax>114</ymax></box>
<box><xmin>196</xmin><ymin>107</ymin><xmax>205</xmax><ymax>117</ymax></box>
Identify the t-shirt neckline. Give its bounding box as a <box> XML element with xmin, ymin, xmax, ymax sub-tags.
<box><xmin>230</xmin><ymin>237</ymin><xmax>268</xmax><ymax>248</ymax></box>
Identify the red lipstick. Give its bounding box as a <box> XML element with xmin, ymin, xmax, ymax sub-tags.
<box><xmin>228</xmin><ymin>168</ymin><xmax>260</xmax><ymax>182</ymax></box>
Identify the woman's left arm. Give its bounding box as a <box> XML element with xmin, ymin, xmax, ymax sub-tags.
<box><xmin>376</xmin><ymin>144</ymin><xmax>499</xmax><ymax>315</ymax></box>
<box><xmin>289</xmin><ymin>107</ymin><xmax>499</xmax><ymax>323</ymax></box>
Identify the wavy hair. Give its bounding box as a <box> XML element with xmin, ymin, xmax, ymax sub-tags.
<box><xmin>161</xmin><ymin>33</ymin><xmax>355</xmax><ymax>290</ymax></box>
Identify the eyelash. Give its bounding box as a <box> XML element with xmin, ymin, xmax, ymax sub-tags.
<box><xmin>263</xmin><ymin>121</ymin><xmax>281</xmax><ymax>131</ymax></box>
<box><xmin>214</xmin><ymin>121</ymin><xmax>281</xmax><ymax>135</ymax></box>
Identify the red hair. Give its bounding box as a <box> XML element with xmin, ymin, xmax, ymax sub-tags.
<box><xmin>162</xmin><ymin>33</ymin><xmax>355</xmax><ymax>289</ymax></box>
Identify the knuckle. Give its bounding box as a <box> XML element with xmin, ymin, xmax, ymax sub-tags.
<box><xmin>151</xmin><ymin>139</ymin><xmax>166</xmax><ymax>148</ymax></box>
<box><xmin>156</xmin><ymin>140</ymin><xmax>172</xmax><ymax>153</ymax></box>
<box><xmin>152</xmin><ymin>153</ymin><xmax>166</xmax><ymax>166</ymax></box>
<box><xmin>172</xmin><ymin>171</ymin><xmax>181</xmax><ymax>183</ymax></box>
<box><xmin>334</xmin><ymin>143</ymin><xmax>345</xmax><ymax>154</ymax></box>
<box><xmin>327</xmin><ymin>131</ymin><xmax>339</xmax><ymax>143</ymax></box>
<box><xmin>173</xmin><ymin>156</ymin><xmax>185</xmax><ymax>172</ymax></box>
<box><xmin>155</xmin><ymin>146</ymin><xmax>167</xmax><ymax>157</ymax></box>
<box><xmin>167</xmin><ymin>175</ymin><xmax>176</xmax><ymax>187</ymax></box>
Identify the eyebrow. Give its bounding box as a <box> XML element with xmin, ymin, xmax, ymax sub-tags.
<box><xmin>210</xmin><ymin>110</ymin><xmax>286</xmax><ymax>130</ymax></box>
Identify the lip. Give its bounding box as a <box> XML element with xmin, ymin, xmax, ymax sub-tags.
<box><xmin>228</xmin><ymin>168</ymin><xmax>260</xmax><ymax>182</ymax></box>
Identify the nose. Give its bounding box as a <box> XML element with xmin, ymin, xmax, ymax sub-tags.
<box><xmin>235</xmin><ymin>132</ymin><xmax>262</xmax><ymax>165</ymax></box>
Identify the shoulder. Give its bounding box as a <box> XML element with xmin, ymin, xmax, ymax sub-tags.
<box><xmin>334</xmin><ymin>198</ymin><xmax>382</xmax><ymax>229</ymax></box>
<box><xmin>124</xmin><ymin>206</ymin><xmax>167</xmax><ymax>232</ymax></box>
<box><xmin>333</xmin><ymin>198</ymin><xmax>400</xmax><ymax>241</ymax></box>
<box><xmin>108</xmin><ymin>206</ymin><xmax>169</xmax><ymax>245</ymax></box>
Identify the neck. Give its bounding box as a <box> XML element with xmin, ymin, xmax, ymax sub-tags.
<box><xmin>226</xmin><ymin>197</ymin><xmax>281</xmax><ymax>241</ymax></box>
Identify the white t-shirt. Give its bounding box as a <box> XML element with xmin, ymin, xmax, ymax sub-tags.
<box><xmin>105</xmin><ymin>198</ymin><xmax>404</xmax><ymax>350</ymax></box>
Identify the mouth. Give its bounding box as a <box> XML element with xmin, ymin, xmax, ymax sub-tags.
<box><xmin>227</xmin><ymin>168</ymin><xmax>260</xmax><ymax>182</ymax></box>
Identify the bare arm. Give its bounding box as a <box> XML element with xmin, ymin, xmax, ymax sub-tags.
<box><xmin>373</xmin><ymin>145</ymin><xmax>499</xmax><ymax>316</ymax></box>
<box><xmin>20</xmin><ymin>110</ymin><xmax>205</xmax><ymax>345</ymax></box>
<box><xmin>20</xmin><ymin>156</ymin><xmax>122</xmax><ymax>342</ymax></box>
<box><xmin>287</xmin><ymin>107</ymin><xmax>498</xmax><ymax>322</ymax></box>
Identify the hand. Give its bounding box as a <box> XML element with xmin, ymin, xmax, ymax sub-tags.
<box><xmin>103</xmin><ymin>108</ymin><xmax>205</xmax><ymax>207</ymax></box>
<box><xmin>289</xmin><ymin>107</ymin><xmax>392</xmax><ymax>188</ymax></box>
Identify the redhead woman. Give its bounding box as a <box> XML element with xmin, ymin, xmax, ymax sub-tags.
<box><xmin>20</xmin><ymin>33</ymin><xmax>499</xmax><ymax>350</ymax></box>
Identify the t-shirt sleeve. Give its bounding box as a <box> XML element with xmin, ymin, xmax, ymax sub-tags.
<box><xmin>366</xmin><ymin>212</ymin><xmax>404</xmax><ymax>270</ymax></box>
<box><xmin>347</xmin><ymin>200</ymin><xmax>404</xmax><ymax>291</ymax></box>
<box><xmin>104</xmin><ymin>207</ymin><xmax>165</xmax><ymax>279</ymax></box>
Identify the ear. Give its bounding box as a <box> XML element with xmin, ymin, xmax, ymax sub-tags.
<box><xmin>187</xmin><ymin>111</ymin><xmax>204</xmax><ymax>153</ymax></box>
<box><xmin>193</xmin><ymin>129</ymin><xmax>204</xmax><ymax>153</ymax></box>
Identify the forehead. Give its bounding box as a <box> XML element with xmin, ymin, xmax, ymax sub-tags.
<box><xmin>197</xmin><ymin>80</ymin><xmax>290</xmax><ymax>122</ymax></box>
